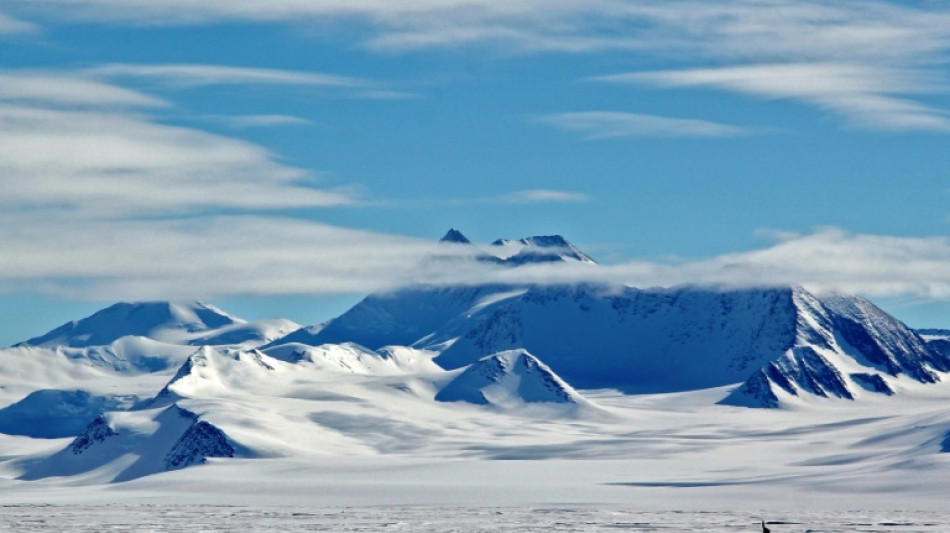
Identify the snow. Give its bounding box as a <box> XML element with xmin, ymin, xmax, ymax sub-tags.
<box><xmin>0</xmin><ymin>504</ymin><xmax>944</xmax><ymax>532</ymax></box>
<box><xmin>7</xmin><ymin>282</ymin><xmax>950</xmax><ymax>527</ymax></box>
<box><xmin>17</xmin><ymin>301</ymin><xmax>242</xmax><ymax>348</ymax></box>
<box><xmin>435</xmin><ymin>349</ymin><xmax>594</xmax><ymax>409</ymax></box>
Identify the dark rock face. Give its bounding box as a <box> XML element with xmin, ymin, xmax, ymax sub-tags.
<box><xmin>164</xmin><ymin>420</ymin><xmax>235</xmax><ymax>470</ymax></box>
<box><xmin>440</xmin><ymin>229</ymin><xmax>471</xmax><ymax>244</ymax></box>
<box><xmin>850</xmin><ymin>373</ymin><xmax>895</xmax><ymax>395</ymax></box>
<box><xmin>69</xmin><ymin>414</ymin><xmax>117</xmax><ymax>455</ymax></box>
<box><xmin>724</xmin><ymin>291</ymin><xmax>949</xmax><ymax>408</ymax></box>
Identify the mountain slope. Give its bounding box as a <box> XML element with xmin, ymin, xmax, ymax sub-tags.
<box><xmin>436</xmin><ymin>349</ymin><xmax>590</xmax><ymax>407</ymax></box>
<box><xmin>268</xmin><ymin>284</ymin><xmax>523</xmax><ymax>350</ymax></box>
<box><xmin>271</xmin><ymin>281</ymin><xmax>947</xmax><ymax>404</ymax></box>
<box><xmin>18</xmin><ymin>405</ymin><xmax>238</xmax><ymax>483</ymax></box>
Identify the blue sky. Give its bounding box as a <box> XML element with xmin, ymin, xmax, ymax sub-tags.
<box><xmin>2</xmin><ymin>1</ymin><xmax>950</xmax><ymax>344</ymax></box>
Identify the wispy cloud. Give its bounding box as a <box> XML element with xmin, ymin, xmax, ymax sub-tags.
<box><xmin>0</xmin><ymin>72</ymin><xmax>356</xmax><ymax>218</ymax></box>
<box><xmin>204</xmin><ymin>114</ymin><xmax>312</xmax><ymax>129</ymax></box>
<box><xmin>535</xmin><ymin>111</ymin><xmax>750</xmax><ymax>138</ymax></box>
<box><xmin>592</xmin><ymin>63</ymin><xmax>950</xmax><ymax>132</ymax></box>
<box><xmin>12</xmin><ymin>1</ymin><xmax>950</xmax><ymax>58</ymax></box>
<box><xmin>0</xmin><ymin>12</ymin><xmax>38</xmax><ymax>35</ymax></box>
<box><xmin>0</xmin><ymin>72</ymin><xmax>167</xmax><ymax>108</ymax></box>
<box><xmin>501</xmin><ymin>189</ymin><xmax>589</xmax><ymax>204</ymax></box>
<box><xmin>17</xmin><ymin>1</ymin><xmax>950</xmax><ymax>131</ymax></box>
<box><xmin>86</xmin><ymin>63</ymin><xmax>367</xmax><ymax>88</ymax></box>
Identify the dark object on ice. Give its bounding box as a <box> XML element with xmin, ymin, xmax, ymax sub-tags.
<box><xmin>762</xmin><ymin>520</ymin><xmax>771</xmax><ymax>533</ymax></box>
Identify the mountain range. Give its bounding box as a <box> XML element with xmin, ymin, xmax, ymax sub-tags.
<box><xmin>2</xmin><ymin>229</ymin><xmax>950</xmax><ymax>483</ymax></box>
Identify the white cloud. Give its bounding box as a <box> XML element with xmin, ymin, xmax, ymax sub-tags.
<box><xmin>206</xmin><ymin>114</ymin><xmax>312</xmax><ymax>129</ymax></box>
<box><xmin>535</xmin><ymin>111</ymin><xmax>750</xmax><ymax>138</ymax></box>
<box><xmin>0</xmin><ymin>72</ymin><xmax>166</xmax><ymax>108</ymax></box>
<box><xmin>501</xmin><ymin>189</ymin><xmax>589</xmax><ymax>204</ymax></box>
<box><xmin>0</xmin><ymin>104</ymin><xmax>352</xmax><ymax>216</ymax></box>
<box><xmin>0</xmin><ymin>12</ymin><xmax>38</xmax><ymax>34</ymax></box>
<box><xmin>592</xmin><ymin>63</ymin><xmax>950</xmax><ymax>132</ymax></box>
<box><xmin>17</xmin><ymin>1</ymin><xmax>950</xmax><ymax>131</ymax></box>
<box><xmin>3</xmin><ymin>214</ymin><xmax>950</xmax><ymax>303</ymax></box>
<box><xmin>86</xmin><ymin>63</ymin><xmax>366</xmax><ymax>88</ymax></box>
<box><xmin>0</xmin><ymin>214</ymin><xmax>444</xmax><ymax>299</ymax></box>
<box><xmin>431</xmin><ymin>228</ymin><xmax>950</xmax><ymax>301</ymax></box>
<box><xmin>12</xmin><ymin>1</ymin><xmax>950</xmax><ymax>59</ymax></box>
<box><xmin>0</xmin><ymin>72</ymin><xmax>357</xmax><ymax>218</ymax></box>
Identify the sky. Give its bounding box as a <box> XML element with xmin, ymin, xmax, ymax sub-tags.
<box><xmin>2</xmin><ymin>0</ymin><xmax>950</xmax><ymax>345</ymax></box>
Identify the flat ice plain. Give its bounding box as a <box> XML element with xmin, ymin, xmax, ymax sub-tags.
<box><xmin>1</xmin><ymin>505</ymin><xmax>946</xmax><ymax>532</ymax></box>
<box><xmin>4</xmin><ymin>383</ymin><xmax>950</xmax><ymax>532</ymax></box>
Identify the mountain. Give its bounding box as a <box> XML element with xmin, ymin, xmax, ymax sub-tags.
<box><xmin>18</xmin><ymin>405</ymin><xmax>238</xmax><ymax>482</ymax></box>
<box><xmin>0</xmin><ymin>389</ymin><xmax>136</xmax><ymax>439</ymax></box>
<box><xmin>491</xmin><ymin>235</ymin><xmax>596</xmax><ymax>264</ymax></box>
<box><xmin>266</xmin><ymin>284</ymin><xmax>522</xmax><ymax>350</ymax></box>
<box><xmin>435</xmin><ymin>349</ymin><xmax>589</xmax><ymax>407</ymax></box>
<box><xmin>723</xmin><ymin>291</ymin><xmax>947</xmax><ymax>407</ymax></box>
<box><xmin>440</xmin><ymin>228</ymin><xmax>471</xmax><ymax>244</ymax></box>
<box><xmin>264</xmin><ymin>342</ymin><xmax>441</xmax><ymax>375</ymax></box>
<box><xmin>186</xmin><ymin>318</ymin><xmax>301</xmax><ymax>348</ymax></box>
<box><xmin>266</xmin><ymin>231</ymin><xmax>596</xmax><ymax>350</ymax></box>
<box><xmin>18</xmin><ymin>301</ymin><xmax>242</xmax><ymax>348</ymax></box>
<box><xmin>270</xmin><ymin>281</ymin><xmax>948</xmax><ymax>406</ymax></box>
<box><xmin>150</xmin><ymin>346</ymin><xmax>280</xmax><ymax>407</ymax></box>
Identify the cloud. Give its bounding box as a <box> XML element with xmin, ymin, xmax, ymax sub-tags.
<box><xmin>0</xmin><ymin>214</ymin><xmax>443</xmax><ymax>299</ymax></box>
<box><xmin>433</xmin><ymin>227</ymin><xmax>950</xmax><ymax>301</ymax></box>
<box><xmin>0</xmin><ymin>104</ymin><xmax>352</xmax><ymax>216</ymax></box>
<box><xmin>0</xmin><ymin>72</ymin><xmax>166</xmax><ymax>108</ymax></box>
<box><xmin>3</xmin><ymin>210</ymin><xmax>950</xmax><ymax>304</ymax></box>
<box><xmin>592</xmin><ymin>63</ymin><xmax>950</xmax><ymax>132</ymax></box>
<box><xmin>12</xmin><ymin>1</ymin><xmax>950</xmax><ymax>58</ymax></box>
<box><xmin>535</xmin><ymin>111</ymin><xmax>750</xmax><ymax>138</ymax></box>
<box><xmin>0</xmin><ymin>12</ymin><xmax>38</xmax><ymax>35</ymax></box>
<box><xmin>86</xmin><ymin>63</ymin><xmax>366</xmax><ymax>88</ymax></box>
<box><xmin>16</xmin><ymin>1</ymin><xmax>950</xmax><ymax>131</ymax></box>
<box><xmin>0</xmin><ymin>72</ymin><xmax>357</xmax><ymax>218</ymax></box>
<box><xmin>205</xmin><ymin>114</ymin><xmax>313</xmax><ymax>129</ymax></box>
<box><xmin>501</xmin><ymin>189</ymin><xmax>589</xmax><ymax>204</ymax></box>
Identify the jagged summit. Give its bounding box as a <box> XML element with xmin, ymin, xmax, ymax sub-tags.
<box><xmin>492</xmin><ymin>234</ymin><xmax>596</xmax><ymax>264</ymax></box>
<box><xmin>440</xmin><ymin>228</ymin><xmax>471</xmax><ymax>244</ymax></box>
<box><xmin>18</xmin><ymin>301</ymin><xmax>243</xmax><ymax>348</ymax></box>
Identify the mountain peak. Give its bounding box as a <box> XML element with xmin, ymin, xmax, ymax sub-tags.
<box><xmin>439</xmin><ymin>228</ymin><xmax>471</xmax><ymax>244</ymax></box>
<box><xmin>435</xmin><ymin>349</ymin><xmax>588</xmax><ymax>406</ymax></box>
<box><xmin>492</xmin><ymin>234</ymin><xmax>595</xmax><ymax>264</ymax></box>
<box><xmin>18</xmin><ymin>301</ymin><xmax>243</xmax><ymax>348</ymax></box>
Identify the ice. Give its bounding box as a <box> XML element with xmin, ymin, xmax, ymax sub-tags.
<box><xmin>0</xmin><ymin>505</ymin><xmax>945</xmax><ymax>532</ymax></box>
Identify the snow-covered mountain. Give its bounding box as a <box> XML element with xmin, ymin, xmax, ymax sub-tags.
<box><xmin>18</xmin><ymin>405</ymin><xmax>238</xmax><ymax>483</ymax></box>
<box><xmin>436</xmin><ymin>349</ymin><xmax>590</xmax><ymax>407</ymax></box>
<box><xmin>724</xmin><ymin>291</ymin><xmax>949</xmax><ymax>407</ymax></box>
<box><xmin>490</xmin><ymin>234</ymin><xmax>596</xmax><ymax>264</ymax></box>
<box><xmin>6</xmin><ymin>230</ymin><xmax>950</xmax><ymax>488</ymax></box>
<box><xmin>18</xmin><ymin>301</ymin><xmax>242</xmax><ymax>348</ymax></box>
<box><xmin>0</xmin><ymin>389</ymin><xmax>136</xmax><ymax>439</ymax></box>
<box><xmin>270</xmin><ymin>281</ymin><xmax>948</xmax><ymax>406</ymax></box>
